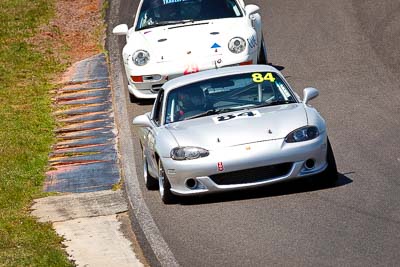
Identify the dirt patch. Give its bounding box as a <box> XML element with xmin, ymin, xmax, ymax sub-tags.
<box><xmin>31</xmin><ymin>0</ymin><xmax>104</xmax><ymax>68</ymax></box>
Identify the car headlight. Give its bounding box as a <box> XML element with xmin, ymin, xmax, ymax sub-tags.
<box><xmin>132</xmin><ymin>50</ymin><xmax>150</xmax><ymax>66</ymax></box>
<box><xmin>228</xmin><ymin>37</ymin><xmax>246</xmax><ymax>54</ymax></box>
<box><xmin>171</xmin><ymin>147</ymin><xmax>209</xmax><ymax>160</ymax></box>
<box><xmin>285</xmin><ymin>126</ymin><xmax>319</xmax><ymax>143</ymax></box>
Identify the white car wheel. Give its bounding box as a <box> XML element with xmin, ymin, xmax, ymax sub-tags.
<box><xmin>129</xmin><ymin>92</ymin><xmax>138</xmax><ymax>103</ymax></box>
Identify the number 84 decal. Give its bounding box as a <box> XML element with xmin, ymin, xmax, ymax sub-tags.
<box><xmin>212</xmin><ymin>110</ymin><xmax>261</xmax><ymax>124</ymax></box>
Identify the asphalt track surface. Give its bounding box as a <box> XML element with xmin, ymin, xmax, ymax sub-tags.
<box><xmin>108</xmin><ymin>1</ymin><xmax>400</xmax><ymax>265</ymax></box>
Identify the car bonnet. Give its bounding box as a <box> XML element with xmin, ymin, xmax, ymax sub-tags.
<box><xmin>135</xmin><ymin>18</ymin><xmax>252</xmax><ymax>62</ymax></box>
<box><xmin>165</xmin><ymin>104</ymin><xmax>308</xmax><ymax>150</ymax></box>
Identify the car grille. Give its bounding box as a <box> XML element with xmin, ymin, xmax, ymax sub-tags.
<box><xmin>209</xmin><ymin>163</ymin><xmax>293</xmax><ymax>185</ymax></box>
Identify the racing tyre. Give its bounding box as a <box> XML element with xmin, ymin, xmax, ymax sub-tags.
<box><xmin>319</xmin><ymin>138</ymin><xmax>339</xmax><ymax>185</ymax></box>
<box><xmin>142</xmin><ymin>149</ymin><xmax>158</xmax><ymax>190</ymax></box>
<box><xmin>129</xmin><ymin>92</ymin><xmax>138</xmax><ymax>103</ymax></box>
<box><xmin>257</xmin><ymin>36</ymin><xmax>268</xmax><ymax>65</ymax></box>
<box><xmin>158</xmin><ymin>159</ymin><xmax>177</xmax><ymax>204</ymax></box>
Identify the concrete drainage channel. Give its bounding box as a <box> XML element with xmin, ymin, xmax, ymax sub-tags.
<box><xmin>31</xmin><ymin>54</ymin><xmax>145</xmax><ymax>266</ymax></box>
<box><xmin>106</xmin><ymin>0</ymin><xmax>181</xmax><ymax>265</ymax></box>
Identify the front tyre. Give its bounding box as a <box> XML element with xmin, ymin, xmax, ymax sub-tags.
<box><xmin>158</xmin><ymin>159</ymin><xmax>177</xmax><ymax>204</ymax></box>
<box><xmin>257</xmin><ymin>36</ymin><xmax>268</xmax><ymax>65</ymax></box>
<box><xmin>320</xmin><ymin>138</ymin><xmax>338</xmax><ymax>185</ymax></box>
<box><xmin>129</xmin><ymin>92</ymin><xmax>138</xmax><ymax>103</ymax></box>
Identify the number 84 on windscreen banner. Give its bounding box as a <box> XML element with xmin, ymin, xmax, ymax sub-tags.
<box><xmin>252</xmin><ymin>72</ymin><xmax>276</xmax><ymax>83</ymax></box>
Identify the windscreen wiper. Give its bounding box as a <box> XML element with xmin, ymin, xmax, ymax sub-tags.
<box><xmin>139</xmin><ymin>19</ymin><xmax>194</xmax><ymax>30</ymax></box>
<box><xmin>255</xmin><ymin>100</ymin><xmax>296</xmax><ymax>108</ymax></box>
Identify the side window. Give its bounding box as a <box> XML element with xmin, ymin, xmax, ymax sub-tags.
<box><xmin>152</xmin><ymin>90</ymin><xmax>164</xmax><ymax>126</ymax></box>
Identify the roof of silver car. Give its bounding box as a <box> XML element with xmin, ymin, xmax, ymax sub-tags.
<box><xmin>162</xmin><ymin>64</ymin><xmax>282</xmax><ymax>93</ymax></box>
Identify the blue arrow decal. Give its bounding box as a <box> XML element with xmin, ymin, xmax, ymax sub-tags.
<box><xmin>211</xmin><ymin>43</ymin><xmax>221</xmax><ymax>49</ymax></box>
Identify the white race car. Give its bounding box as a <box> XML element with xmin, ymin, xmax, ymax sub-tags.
<box><xmin>113</xmin><ymin>0</ymin><xmax>266</xmax><ymax>102</ymax></box>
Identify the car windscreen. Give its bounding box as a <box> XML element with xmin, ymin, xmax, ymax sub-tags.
<box><xmin>136</xmin><ymin>0</ymin><xmax>243</xmax><ymax>31</ymax></box>
<box><xmin>164</xmin><ymin>72</ymin><xmax>297</xmax><ymax>124</ymax></box>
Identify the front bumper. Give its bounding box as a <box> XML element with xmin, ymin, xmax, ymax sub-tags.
<box><xmin>125</xmin><ymin>52</ymin><xmax>256</xmax><ymax>99</ymax></box>
<box><xmin>162</xmin><ymin>134</ymin><xmax>328</xmax><ymax>196</ymax></box>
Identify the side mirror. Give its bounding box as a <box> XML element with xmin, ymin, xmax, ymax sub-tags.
<box><xmin>132</xmin><ymin>114</ymin><xmax>152</xmax><ymax>128</ymax></box>
<box><xmin>112</xmin><ymin>24</ymin><xmax>128</xmax><ymax>35</ymax></box>
<box><xmin>303</xmin><ymin>87</ymin><xmax>319</xmax><ymax>104</ymax></box>
<box><xmin>245</xmin><ymin>4</ymin><xmax>260</xmax><ymax>17</ymax></box>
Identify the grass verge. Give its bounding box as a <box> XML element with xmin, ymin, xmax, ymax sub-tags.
<box><xmin>0</xmin><ymin>0</ymin><xmax>72</xmax><ymax>265</ymax></box>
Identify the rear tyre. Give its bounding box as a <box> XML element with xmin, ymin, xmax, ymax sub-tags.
<box><xmin>319</xmin><ymin>138</ymin><xmax>338</xmax><ymax>185</ymax></box>
<box><xmin>142</xmin><ymin>149</ymin><xmax>158</xmax><ymax>190</ymax></box>
<box><xmin>158</xmin><ymin>159</ymin><xmax>177</xmax><ymax>204</ymax></box>
<box><xmin>257</xmin><ymin>36</ymin><xmax>268</xmax><ymax>65</ymax></box>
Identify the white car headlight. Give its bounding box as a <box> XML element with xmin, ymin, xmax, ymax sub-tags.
<box><xmin>285</xmin><ymin>126</ymin><xmax>319</xmax><ymax>143</ymax></box>
<box><xmin>228</xmin><ymin>37</ymin><xmax>246</xmax><ymax>54</ymax></box>
<box><xmin>171</xmin><ymin>147</ymin><xmax>209</xmax><ymax>160</ymax></box>
<box><xmin>132</xmin><ymin>50</ymin><xmax>150</xmax><ymax>66</ymax></box>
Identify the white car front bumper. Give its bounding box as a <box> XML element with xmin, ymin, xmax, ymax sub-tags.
<box><xmin>125</xmin><ymin>52</ymin><xmax>257</xmax><ymax>99</ymax></box>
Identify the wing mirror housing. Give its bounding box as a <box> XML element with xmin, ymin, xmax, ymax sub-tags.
<box><xmin>303</xmin><ymin>87</ymin><xmax>319</xmax><ymax>105</ymax></box>
<box><xmin>113</xmin><ymin>24</ymin><xmax>128</xmax><ymax>35</ymax></box>
<box><xmin>245</xmin><ymin>4</ymin><xmax>260</xmax><ymax>18</ymax></box>
<box><xmin>132</xmin><ymin>114</ymin><xmax>152</xmax><ymax>128</ymax></box>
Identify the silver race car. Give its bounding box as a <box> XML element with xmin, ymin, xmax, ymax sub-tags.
<box><xmin>133</xmin><ymin>65</ymin><xmax>338</xmax><ymax>204</ymax></box>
